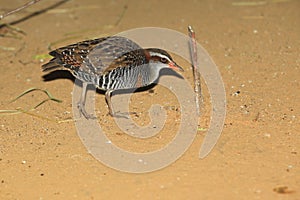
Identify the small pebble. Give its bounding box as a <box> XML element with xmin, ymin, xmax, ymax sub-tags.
<box><xmin>264</xmin><ymin>133</ymin><xmax>271</xmax><ymax>138</ymax></box>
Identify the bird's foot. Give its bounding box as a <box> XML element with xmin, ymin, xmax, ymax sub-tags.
<box><xmin>109</xmin><ymin>111</ymin><xmax>137</xmax><ymax>119</ymax></box>
<box><xmin>77</xmin><ymin>102</ymin><xmax>96</xmax><ymax>120</ymax></box>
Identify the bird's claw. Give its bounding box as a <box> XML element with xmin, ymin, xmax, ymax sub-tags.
<box><xmin>109</xmin><ymin>111</ymin><xmax>137</xmax><ymax>119</ymax></box>
<box><xmin>77</xmin><ymin>102</ymin><xmax>96</xmax><ymax>120</ymax></box>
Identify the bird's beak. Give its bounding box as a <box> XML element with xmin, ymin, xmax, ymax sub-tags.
<box><xmin>169</xmin><ymin>62</ymin><xmax>184</xmax><ymax>72</ymax></box>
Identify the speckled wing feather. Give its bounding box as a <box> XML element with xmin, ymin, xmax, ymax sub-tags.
<box><xmin>42</xmin><ymin>37</ymin><xmax>107</xmax><ymax>73</ymax></box>
<box><xmin>42</xmin><ymin>36</ymin><xmax>145</xmax><ymax>76</ymax></box>
<box><xmin>84</xmin><ymin>36</ymin><xmax>146</xmax><ymax>74</ymax></box>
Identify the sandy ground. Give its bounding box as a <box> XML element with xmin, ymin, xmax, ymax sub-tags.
<box><xmin>0</xmin><ymin>0</ymin><xmax>299</xmax><ymax>199</ymax></box>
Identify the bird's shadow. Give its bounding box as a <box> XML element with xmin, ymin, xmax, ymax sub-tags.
<box><xmin>42</xmin><ymin>68</ymin><xmax>184</xmax><ymax>95</ymax></box>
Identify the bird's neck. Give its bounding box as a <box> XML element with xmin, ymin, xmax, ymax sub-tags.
<box><xmin>147</xmin><ymin>62</ymin><xmax>165</xmax><ymax>84</ymax></box>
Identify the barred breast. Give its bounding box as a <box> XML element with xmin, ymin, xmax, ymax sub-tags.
<box><xmin>98</xmin><ymin>64</ymin><xmax>153</xmax><ymax>91</ymax></box>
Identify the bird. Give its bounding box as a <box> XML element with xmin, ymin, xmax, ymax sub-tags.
<box><xmin>42</xmin><ymin>36</ymin><xmax>184</xmax><ymax>119</ymax></box>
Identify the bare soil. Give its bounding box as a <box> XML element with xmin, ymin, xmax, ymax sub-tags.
<box><xmin>0</xmin><ymin>0</ymin><xmax>299</xmax><ymax>199</ymax></box>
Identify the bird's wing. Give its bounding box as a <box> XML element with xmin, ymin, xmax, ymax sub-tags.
<box><xmin>84</xmin><ymin>36</ymin><xmax>145</xmax><ymax>75</ymax></box>
<box><xmin>42</xmin><ymin>36</ymin><xmax>144</xmax><ymax>75</ymax></box>
<box><xmin>42</xmin><ymin>37</ymin><xmax>108</xmax><ymax>73</ymax></box>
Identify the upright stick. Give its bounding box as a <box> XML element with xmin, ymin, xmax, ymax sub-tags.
<box><xmin>0</xmin><ymin>0</ymin><xmax>42</xmax><ymax>20</ymax></box>
<box><xmin>188</xmin><ymin>26</ymin><xmax>202</xmax><ymax>116</ymax></box>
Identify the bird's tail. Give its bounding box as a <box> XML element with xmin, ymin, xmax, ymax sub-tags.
<box><xmin>42</xmin><ymin>56</ymin><xmax>64</xmax><ymax>72</ymax></box>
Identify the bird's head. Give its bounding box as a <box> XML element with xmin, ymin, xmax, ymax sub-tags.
<box><xmin>146</xmin><ymin>48</ymin><xmax>184</xmax><ymax>72</ymax></box>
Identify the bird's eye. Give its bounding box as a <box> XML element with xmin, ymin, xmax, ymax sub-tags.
<box><xmin>160</xmin><ymin>57</ymin><xmax>167</xmax><ymax>63</ymax></box>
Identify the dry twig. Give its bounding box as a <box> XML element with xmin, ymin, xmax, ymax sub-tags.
<box><xmin>188</xmin><ymin>26</ymin><xmax>202</xmax><ymax>116</ymax></box>
<box><xmin>0</xmin><ymin>0</ymin><xmax>42</xmax><ymax>20</ymax></box>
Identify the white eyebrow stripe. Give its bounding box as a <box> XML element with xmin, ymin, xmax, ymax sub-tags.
<box><xmin>149</xmin><ymin>52</ymin><xmax>172</xmax><ymax>62</ymax></box>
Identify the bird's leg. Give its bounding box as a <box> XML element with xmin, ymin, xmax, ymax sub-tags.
<box><xmin>105</xmin><ymin>89</ymin><xmax>133</xmax><ymax>119</ymax></box>
<box><xmin>105</xmin><ymin>89</ymin><xmax>114</xmax><ymax>116</ymax></box>
<box><xmin>77</xmin><ymin>82</ymin><xmax>95</xmax><ymax>119</ymax></box>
